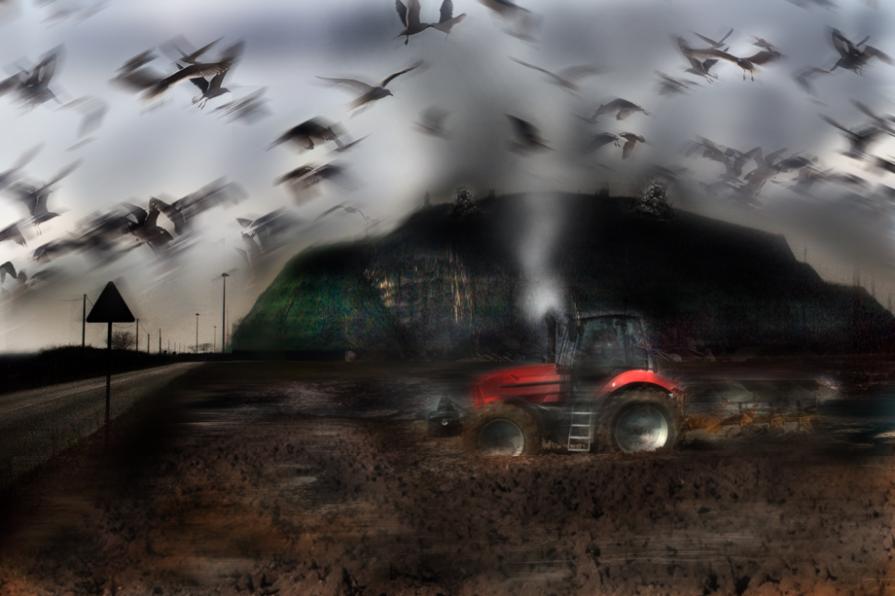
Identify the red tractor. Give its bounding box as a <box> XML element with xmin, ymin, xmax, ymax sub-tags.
<box><xmin>461</xmin><ymin>313</ymin><xmax>684</xmax><ymax>456</ymax></box>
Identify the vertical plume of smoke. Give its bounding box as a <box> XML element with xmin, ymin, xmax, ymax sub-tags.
<box><xmin>518</xmin><ymin>193</ymin><xmax>565</xmax><ymax>321</ymax></box>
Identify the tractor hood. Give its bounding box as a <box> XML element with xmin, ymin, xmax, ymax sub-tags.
<box><xmin>471</xmin><ymin>363</ymin><xmax>563</xmax><ymax>407</ymax></box>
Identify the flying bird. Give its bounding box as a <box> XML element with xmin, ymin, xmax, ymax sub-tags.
<box><xmin>271</xmin><ymin>117</ymin><xmax>351</xmax><ymax>151</ymax></box>
<box><xmin>144</xmin><ymin>41</ymin><xmax>243</xmax><ymax>99</ymax></box>
<box><xmin>276</xmin><ymin>162</ymin><xmax>353</xmax><ymax>204</ymax></box>
<box><xmin>6</xmin><ymin>161</ymin><xmax>80</xmax><ymax>225</ymax></box>
<box><xmin>851</xmin><ymin>100</ymin><xmax>895</xmax><ymax>135</ymax></box>
<box><xmin>675</xmin><ymin>36</ymin><xmax>720</xmax><ymax>81</ymax></box>
<box><xmin>585</xmin><ymin>98</ymin><xmax>649</xmax><ymax>122</ymax></box>
<box><xmin>0</xmin><ymin>222</ymin><xmax>25</xmax><ymax>246</ymax></box>
<box><xmin>479</xmin><ymin>0</ymin><xmax>541</xmax><ymax>41</ymax></box>
<box><xmin>655</xmin><ymin>71</ymin><xmax>698</xmax><ymax>96</ymax></box>
<box><xmin>0</xmin><ymin>261</ymin><xmax>26</xmax><ymax>285</ymax></box>
<box><xmin>506</xmin><ymin>115</ymin><xmax>548</xmax><ymax>152</ymax></box>
<box><xmin>792</xmin><ymin>66</ymin><xmax>828</xmax><ymax>96</ymax></box>
<box><xmin>122</xmin><ymin>203</ymin><xmax>173</xmax><ymax>251</ymax></box>
<box><xmin>1</xmin><ymin>45</ymin><xmax>64</xmax><ymax>107</ymax></box>
<box><xmin>829</xmin><ymin>29</ymin><xmax>892</xmax><ymax>74</ymax></box>
<box><xmin>820</xmin><ymin>115</ymin><xmax>883</xmax><ymax>158</ymax></box>
<box><xmin>510</xmin><ymin>58</ymin><xmax>601</xmax><ymax>92</ymax></box>
<box><xmin>415</xmin><ymin>106</ymin><xmax>450</xmax><ymax>138</ymax></box>
<box><xmin>619</xmin><ymin>133</ymin><xmax>646</xmax><ymax>159</ymax></box>
<box><xmin>395</xmin><ymin>0</ymin><xmax>466</xmax><ymax>45</ymax></box>
<box><xmin>688</xmin><ymin>47</ymin><xmax>783</xmax><ymax>80</ymax></box>
<box><xmin>585</xmin><ymin>132</ymin><xmax>619</xmax><ymax>153</ymax></box>
<box><xmin>214</xmin><ymin>89</ymin><xmax>270</xmax><ymax>123</ymax></box>
<box><xmin>317</xmin><ymin>61</ymin><xmax>424</xmax><ymax>109</ymax></box>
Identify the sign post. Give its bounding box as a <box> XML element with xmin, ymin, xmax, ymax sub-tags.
<box><xmin>86</xmin><ymin>282</ymin><xmax>135</xmax><ymax>446</ymax></box>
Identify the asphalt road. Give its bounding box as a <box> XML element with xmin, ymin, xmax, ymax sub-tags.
<box><xmin>0</xmin><ymin>363</ymin><xmax>198</xmax><ymax>486</ymax></box>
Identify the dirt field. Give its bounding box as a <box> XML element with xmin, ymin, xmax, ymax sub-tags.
<box><xmin>1</xmin><ymin>361</ymin><xmax>895</xmax><ymax>595</ymax></box>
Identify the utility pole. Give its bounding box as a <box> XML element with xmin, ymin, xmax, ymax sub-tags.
<box><xmin>158</xmin><ymin>328</ymin><xmax>162</xmax><ymax>353</ymax></box>
<box><xmin>195</xmin><ymin>313</ymin><xmax>200</xmax><ymax>354</ymax></box>
<box><xmin>81</xmin><ymin>294</ymin><xmax>87</xmax><ymax>348</ymax></box>
<box><xmin>146</xmin><ymin>332</ymin><xmax>150</xmax><ymax>353</ymax></box>
<box><xmin>213</xmin><ymin>325</ymin><xmax>217</xmax><ymax>352</ymax></box>
<box><xmin>135</xmin><ymin>318</ymin><xmax>140</xmax><ymax>351</ymax></box>
<box><xmin>221</xmin><ymin>273</ymin><xmax>229</xmax><ymax>354</ymax></box>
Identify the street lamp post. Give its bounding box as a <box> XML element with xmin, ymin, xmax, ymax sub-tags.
<box><xmin>195</xmin><ymin>313</ymin><xmax>200</xmax><ymax>354</ymax></box>
<box><xmin>221</xmin><ymin>273</ymin><xmax>229</xmax><ymax>353</ymax></box>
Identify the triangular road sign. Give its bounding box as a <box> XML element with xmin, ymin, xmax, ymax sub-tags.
<box><xmin>87</xmin><ymin>282</ymin><xmax>135</xmax><ymax>323</ymax></box>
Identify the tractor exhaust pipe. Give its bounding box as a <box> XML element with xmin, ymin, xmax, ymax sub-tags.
<box><xmin>545</xmin><ymin>312</ymin><xmax>557</xmax><ymax>363</ymax></box>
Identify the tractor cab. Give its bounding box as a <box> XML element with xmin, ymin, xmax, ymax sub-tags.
<box><xmin>557</xmin><ymin>313</ymin><xmax>653</xmax><ymax>383</ymax></box>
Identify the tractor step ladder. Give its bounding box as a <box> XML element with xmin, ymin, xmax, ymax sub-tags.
<box><xmin>567</xmin><ymin>408</ymin><xmax>594</xmax><ymax>452</ymax></box>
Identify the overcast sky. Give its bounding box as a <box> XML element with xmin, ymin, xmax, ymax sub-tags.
<box><xmin>0</xmin><ymin>0</ymin><xmax>893</xmax><ymax>352</ymax></box>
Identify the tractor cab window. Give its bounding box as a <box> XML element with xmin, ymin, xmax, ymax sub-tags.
<box><xmin>573</xmin><ymin>317</ymin><xmax>650</xmax><ymax>371</ymax></box>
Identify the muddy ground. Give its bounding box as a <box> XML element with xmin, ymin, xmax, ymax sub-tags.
<box><xmin>1</xmin><ymin>361</ymin><xmax>895</xmax><ymax>595</ymax></box>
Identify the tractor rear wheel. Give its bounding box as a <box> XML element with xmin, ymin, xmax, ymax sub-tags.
<box><xmin>464</xmin><ymin>404</ymin><xmax>541</xmax><ymax>456</ymax></box>
<box><xmin>598</xmin><ymin>389</ymin><xmax>680</xmax><ymax>454</ymax></box>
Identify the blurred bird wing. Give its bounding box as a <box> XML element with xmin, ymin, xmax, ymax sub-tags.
<box><xmin>208</xmin><ymin>71</ymin><xmax>227</xmax><ymax>91</ymax></box>
<box><xmin>587</xmin><ymin>133</ymin><xmax>617</xmax><ymax>151</ymax></box>
<box><xmin>511</xmin><ymin>58</ymin><xmax>555</xmax><ymax>79</ymax></box>
<box><xmin>115</xmin><ymin>67</ymin><xmax>164</xmax><ymax>90</ymax></box>
<box><xmin>0</xmin><ymin>261</ymin><xmax>16</xmax><ymax>282</ymax></box>
<box><xmin>718</xmin><ymin>28</ymin><xmax>734</xmax><ymax>44</ymax></box>
<box><xmin>317</xmin><ymin>76</ymin><xmax>374</xmax><ymax>94</ymax></box>
<box><xmin>123</xmin><ymin>203</ymin><xmax>148</xmax><ymax>223</ymax></box>
<box><xmin>44</xmin><ymin>160</ymin><xmax>80</xmax><ymax>189</ymax></box>
<box><xmin>507</xmin><ymin>114</ymin><xmax>536</xmax><ymax>139</ymax></box>
<box><xmin>34</xmin><ymin>45</ymin><xmax>62</xmax><ymax>84</ymax></box>
<box><xmin>380</xmin><ymin>61</ymin><xmax>423</xmax><ymax>87</ymax></box>
<box><xmin>690</xmin><ymin>47</ymin><xmax>738</xmax><ymax>64</ymax></box>
<box><xmin>820</xmin><ymin>115</ymin><xmax>850</xmax><ymax>135</ymax></box>
<box><xmin>12</xmin><ymin>144</ymin><xmax>42</xmax><ymax>171</ymax></box>
<box><xmin>440</xmin><ymin>0</ymin><xmax>454</xmax><ymax>21</ymax></box>
<box><xmin>212</xmin><ymin>41</ymin><xmax>244</xmax><ymax>65</ymax></box>
<box><xmin>559</xmin><ymin>64</ymin><xmax>601</xmax><ymax>81</ymax></box>
<box><xmin>406</xmin><ymin>0</ymin><xmax>421</xmax><ymax>28</ymax></box>
<box><xmin>0</xmin><ymin>72</ymin><xmax>21</xmax><ymax>95</ymax></box>
<box><xmin>145</xmin><ymin>206</ymin><xmax>161</xmax><ymax>227</ymax></box>
<box><xmin>852</xmin><ymin>99</ymin><xmax>881</xmax><ymax>121</ymax></box>
<box><xmin>693</xmin><ymin>32</ymin><xmax>720</xmax><ymax>47</ymax></box>
<box><xmin>865</xmin><ymin>46</ymin><xmax>893</xmax><ymax>64</ymax></box>
<box><xmin>831</xmin><ymin>29</ymin><xmax>853</xmax><ymax>56</ymax></box>
<box><xmin>187</xmin><ymin>72</ymin><xmax>210</xmax><ymax>93</ymax></box>
<box><xmin>746</xmin><ymin>50</ymin><xmax>781</xmax><ymax>65</ymax></box>
<box><xmin>395</xmin><ymin>0</ymin><xmax>408</xmax><ymax>26</ymax></box>
<box><xmin>185</xmin><ymin>38</ymin><xmax>222</xmax><ymax>63</ymax></box>
<box><xmin>433</xmin><ymin>11</ymin><xmax>465</xmax><ymax>32</ymax></box>
<box><xmin>315</xmin><ymin>204</ymin><xmax>345</xmax><ymax>221</ymax></box>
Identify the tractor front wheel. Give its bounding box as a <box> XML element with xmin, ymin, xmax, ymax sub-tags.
<box><xmin>464</xmin><ymin>404</ymin><xmax>542</xmax><ymax>457</ymax></box>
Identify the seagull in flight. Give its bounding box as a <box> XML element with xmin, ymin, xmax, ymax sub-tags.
<box><xmin>144</xmin><ymin>41</ymin><xmax>243</xmax><ymax>99</ymax></box>
<box><xmin>506</xmin><ymin>115</ymin><xmax>548</xmax><ymax>152</ymax></box>
<box><xmin>395</xmin><ymin>0</ymin><xmax>466</xmax><ymax>45</ymax></box>
<box><xmin>317</xmin><ymin>61</ymin><xmax>424</xmax><ymax>109</ymax></box>
<box><xmin>511</xmin><ymin>58</ymin><xmax>601</xmax><ymax>92</ymax></box>
<box><xmin>688</xmin><ymin>47</ymin><xmax>782</xmax><ymax>80</ymax></box>
<box><xmin>585</xmin><ymin>98</ymin><xmax>649</xmax><ymax>122</ymax></box>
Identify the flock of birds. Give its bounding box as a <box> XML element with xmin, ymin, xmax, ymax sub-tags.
<box><xmin>1</xmin><ymin>0</ymin><xmax>895</xmax><ymax>302</ymax></box>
